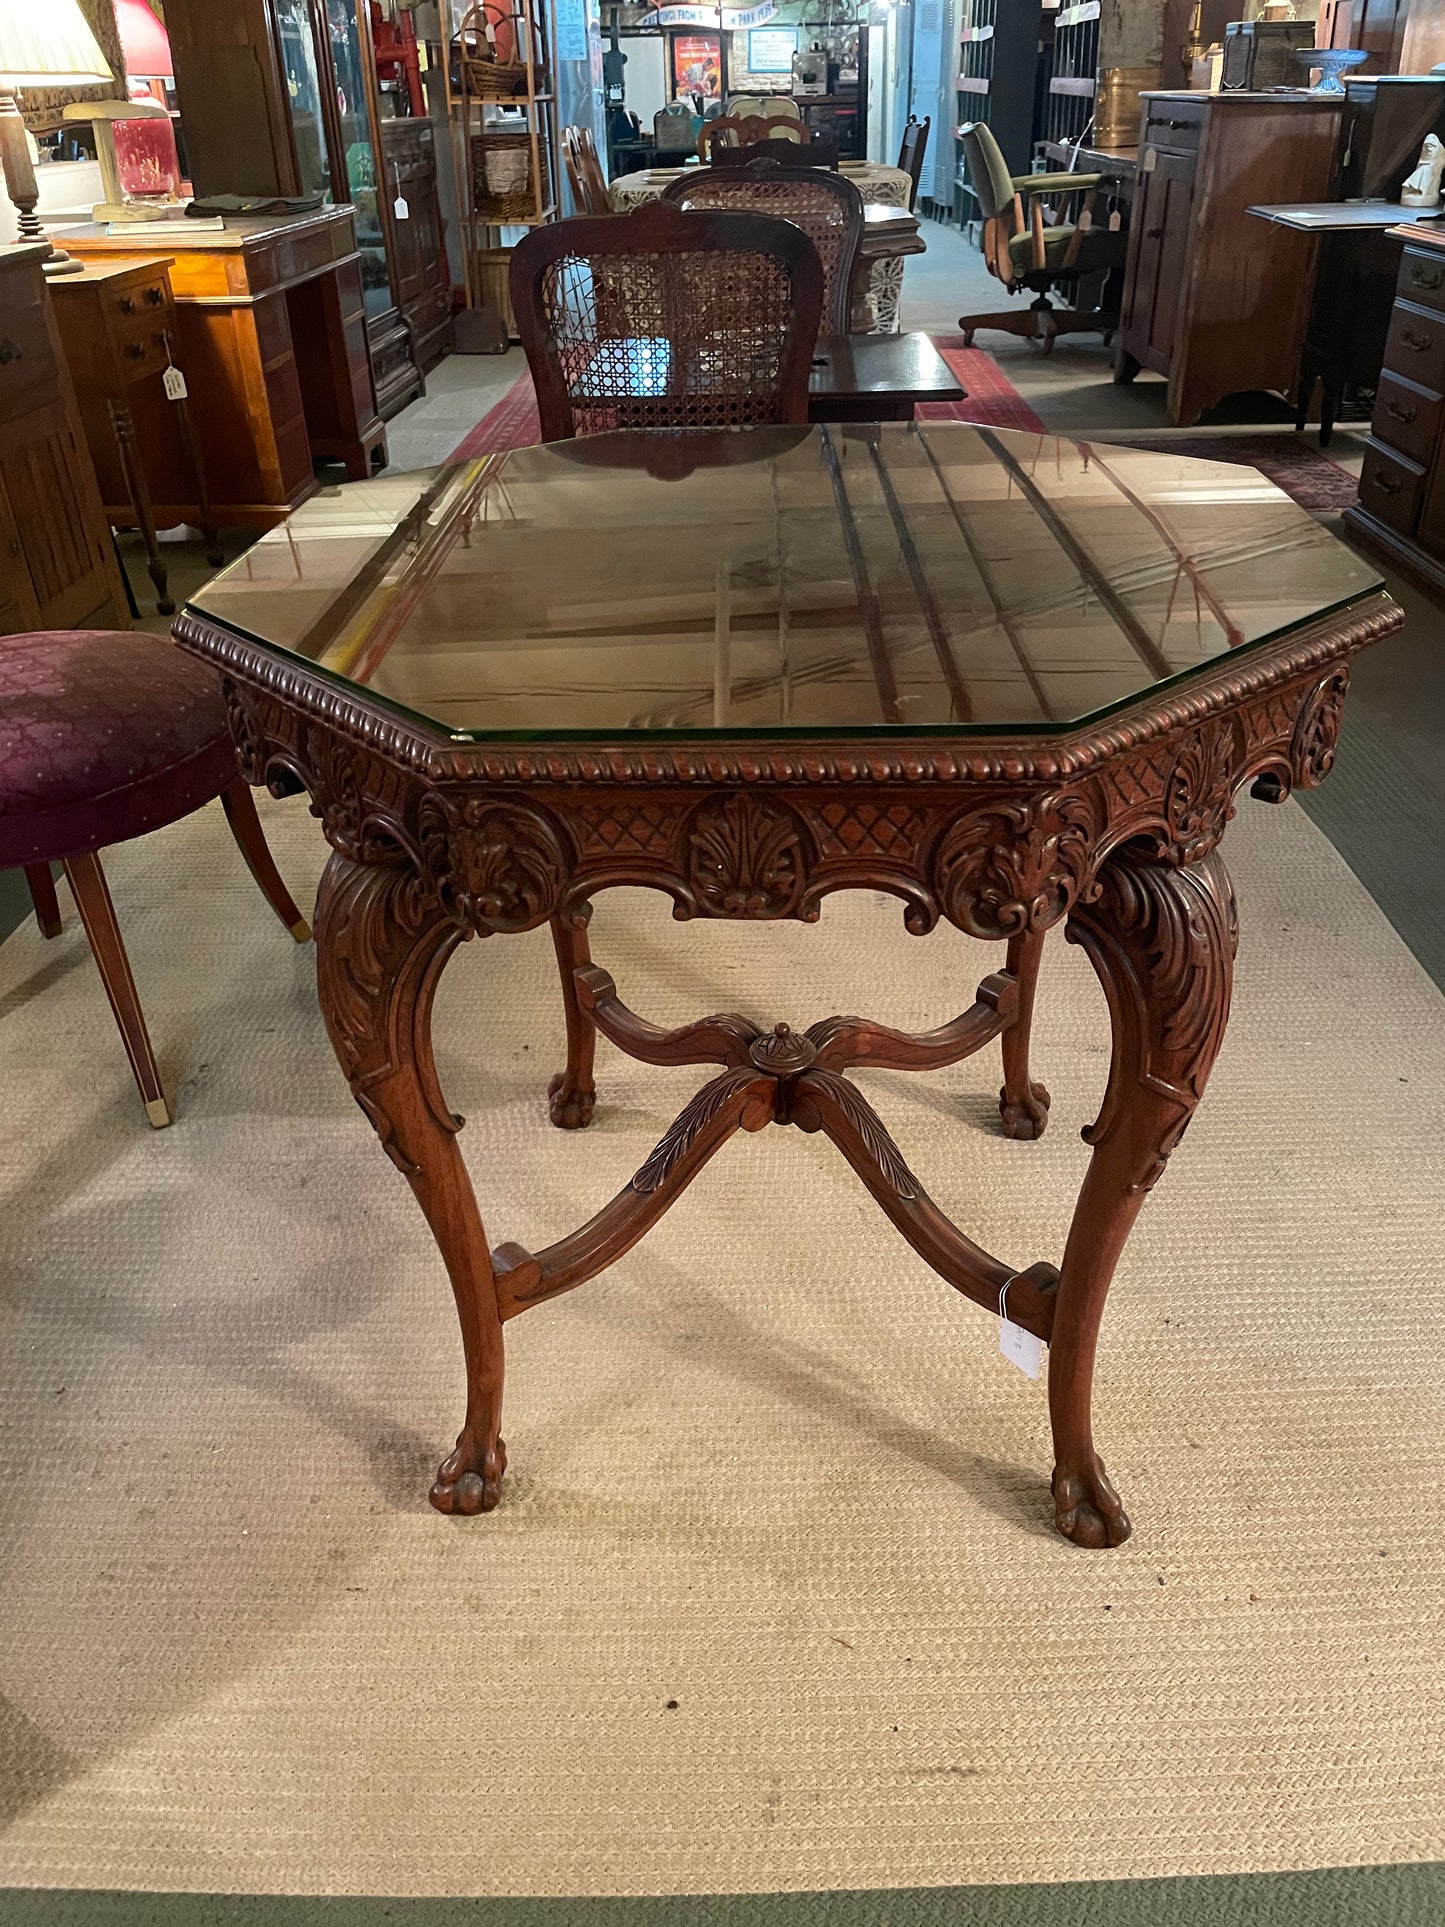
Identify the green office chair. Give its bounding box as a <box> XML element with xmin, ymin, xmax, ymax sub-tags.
<box><xmin>957</xmin><ymin>121</ymin><xmax>1128</xmax><ymax>352</ymax></box>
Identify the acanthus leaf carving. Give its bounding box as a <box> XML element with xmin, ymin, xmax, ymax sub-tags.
<box><xmin>632</xmin><ymin>1067</ymin><xmax>771</xmax><ymax>1192</ymax></box>
<box><xmin>1291</xmin><ymin>667</ymin><xmax>1350</xmax><ymax>789</ymax></box>
<box><xmin>932</xmin><ymin>787</ymin><xmax>1103</xmax><ymax>940</ymax></box>
<box><xmin>314</xmin><ymin>852</ymin><xmax>463</xmax><ymax>1176</ymax></box>
<box><xmin>418</xmin><ymin>793</ymin><xmax>566</xmax><ymax>935</ymax></box>
<box><xmin>684</xmin><ymin>791</ymin><xmax>807</xmax><ymax>918</ymax></box>
<box><xmin>1152</xmin><ymin>717</ymin><xmax>1241</xmax><ymax>866</ymax></box>
<box><xmin>1068</xmin><ymin>848</ymin><xmax>1238</xmax><ymax>1194</ymax></box>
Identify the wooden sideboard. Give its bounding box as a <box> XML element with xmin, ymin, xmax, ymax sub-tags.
<box><xmin>1116</xmin><ymin>92</ymin><xmax>1342</xmax><ymax>426</ymax></box>
<box><xmin>0</xmin><ymin>246</ymin><xmax>129</xmax><ymax>634</ymax></box>
<box><xmin>1346</xmin><ymin>226</ymin><xmax>1445</xmax><ymax>596</ymax></box>
<box><xmin>59</xmin><ymin>209</ymin><xmax>387</xmax><ymax>529</ymax></box>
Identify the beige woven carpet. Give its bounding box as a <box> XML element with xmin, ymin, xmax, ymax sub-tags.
<box><xmin>0</xmin><ymin>792</ymin><xmax>1442</xmax><ymax>1899</ymax></box>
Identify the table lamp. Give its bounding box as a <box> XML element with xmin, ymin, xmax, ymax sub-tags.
<box><xmin>0</xmin><ymin>0</ymin><xmax>114</xmax><ymax>276</ymax></box>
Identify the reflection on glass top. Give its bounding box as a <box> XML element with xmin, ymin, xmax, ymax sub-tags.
<box><xmin>188</xmin><ymin>424</ymin><xmax>1382</xmax><ymax>741</ymax></box>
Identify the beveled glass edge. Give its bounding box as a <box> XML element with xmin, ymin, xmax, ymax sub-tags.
<box><xmin>180</xmin><ymin>579</ymin><xmax>1384</xmax><ymax>747</ymax></box>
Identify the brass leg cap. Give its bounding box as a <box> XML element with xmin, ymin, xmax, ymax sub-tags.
<box><xmin>145</xmin><ymin>1096</ymin><xmax>173</xmax><ymax>1129</ymax></box>
<box><xmin>290</xmin><ymin>918</ymin><xmax>313</xmax><ymax>943</ymax></box>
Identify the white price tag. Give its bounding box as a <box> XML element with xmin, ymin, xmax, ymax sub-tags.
<box><xmin>999</xmin><ymin>1316</ymin><xmax>1043</xmax><ymax>1379</ymax></box>
<box><xmin>393</xmin><ymin>195</ymin><xmax>410</xmax><ymax>220</ymax></box>
<box><xmin>162</xmin><ymin>364</ymin><xmax>188</xmax><ymax>401</ymax></box>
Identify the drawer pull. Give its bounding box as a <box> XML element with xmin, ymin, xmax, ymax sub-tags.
<box><xmin>1400</xmin><ymin>326</ymin><xmax>1434</xmax><ymax>351</ymax></box>
<box><xmin>1158</xmin><ymin>117</ymin><xmax>1197</xmax><ymax>129</ymax></box>
<box><xmin>1410</xmin><ymin>264</ymin><xmax>1445</xmax><ymax>290</ymax></box>
<box><xmin>1386</xmin><ymin>398</ymin><xmax>1418</xmax><ymax>424</ymax></box>
<box><xmin>0</xmin><ymin>337</ymin><xmax>22</xmax><ymax>365</ymax></box>
<box><xmin>144</xmin><ymin>285</ymin><xmax>163</xmax><ymax>306</ymax></box>
<box><xmin>1370</xmin><ymin>470</ymin><xmax>1403</xmax><ymax>495</ymax></box>
<box><xmin>124</xmin><ymin>341</ymin><xmax>145</xmax><ymax>360</ymax></box>
<box><xmin>119</xmin><ymin>295</ymin><xmax>135</xmax><ymax>314</ymax></box>
<box><xmin>1145</xmin><ymin>226</ymin><xmax>1163</xmax><ymax>239</ymax></box>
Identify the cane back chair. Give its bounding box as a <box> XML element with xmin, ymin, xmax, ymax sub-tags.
<box><xmin>664</xmin><ymin>157</ymin><xmax>862</xmax><ymax>335</ymax></box>
<box><xmin>561</xmin><ymin>124</ymin><xmax>611</xmax><ymax>216</ymax></box>
<box><xmin>509</xmin><ymin>198</ymin><xmax>825</xmax><ymax>441</ymax></box>
<box><xmin>956</xmin><ymin>120</ymin><xmax>1127</xmax><ymax>351</ymax></box>
<box><xmin>700</xmin><ymin>111</ymin><xmax>809</xmax><ymax>159</ymax></box>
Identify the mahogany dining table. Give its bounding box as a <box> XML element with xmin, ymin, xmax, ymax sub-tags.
<box><xmin>177</xmin><ymin>421</ymin><xmax>1399</xmax><ymax>1548</ymax></box>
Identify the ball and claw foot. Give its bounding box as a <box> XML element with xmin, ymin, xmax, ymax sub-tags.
<box><xmin>999</xmin><ymin>1079</ymin><xmax>1051</xmax><ymax>1141</ymax></box>
<box><xmin>548</xmin><ymin>1070</ymin><xmax>596</xmax><ymax>1130</ymax></box>
<box><xmin>430</xmin><ymin>1436</ymin><xmax>507</xmax><ymax>1515</ymax></box>
<box><xmin>1052</xmin><ymin>1459</ymin><xmax>1132</xmax><ymax>1548</ymax></box>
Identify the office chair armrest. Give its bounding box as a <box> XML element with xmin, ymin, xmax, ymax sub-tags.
<box><xmin>1059</xmin><ymin>187</ymin><xmax>1100</xmax><ymax>271</ymax></box>
<box><xmin>1012</xmin><ymin>171</ymin><xmax>1104</xmax><ymax>196</ymax></box>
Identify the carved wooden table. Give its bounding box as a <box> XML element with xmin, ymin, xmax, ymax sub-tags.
<box><xmin>177</xmin><ymin>423</ymin><xmax>1400</xmax><ymax>1548</ymax></box>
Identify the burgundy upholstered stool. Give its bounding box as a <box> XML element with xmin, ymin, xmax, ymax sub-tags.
<box><xmin>0</xmin><ymin>629</ymin><xmax>308</xmax><ymax>1127</ymax></box>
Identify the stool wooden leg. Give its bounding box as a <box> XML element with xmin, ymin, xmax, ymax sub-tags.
<box><xmin>62</xmin><ymin>850</ymin><xmax>170</xmax><ymax>1129</ymax></box>
<box><xmin>219</xmin><ymin>779</ymin><xmax>312</xmax><ymax>941</ymax></box>
<box><xmin>24</xmin><ymin>863</ymin><xmax>62</xmax><ymax>939</ymax></box>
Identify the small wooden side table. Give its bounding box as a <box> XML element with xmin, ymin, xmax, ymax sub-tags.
<box><xmin>51</xmin><ymin>257</ymin><xmax>219</xmax><ymax>617</ymax></box>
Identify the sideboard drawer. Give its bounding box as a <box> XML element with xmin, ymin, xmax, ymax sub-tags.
<box><xmin>1372</xmin><ymin>370</ymin><xmax>1442</xmax><ymax>469</ymax></box>
<box><xmin>1398</xmin><ymin>246</ymin><xmax>1445</xmax><ymax>314</ymax></box>
<box><xmin>1383</xmin><ymin>299</ymin><xmax>1445</xmax><ymax>389</ymax></box>
<box><xmin>1141</xmin><ymin>100</ymin><xmax>1205</xmax><ymax>153</ymax></box>
<box><xmin>1358</xmin><ymin>437</ymin><xmax>1425</xmax><ymax>535</ymax></box>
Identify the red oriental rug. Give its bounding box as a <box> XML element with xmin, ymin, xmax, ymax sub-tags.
<box><xmin>444</xmin><ymin>342</ymin><xmax>1358</xmax><ymax>515</ymax></box>
<box><xmin>445</xmin><ymin>339</ymin><xmax>1046</xmax><ymax>462</ymax></box>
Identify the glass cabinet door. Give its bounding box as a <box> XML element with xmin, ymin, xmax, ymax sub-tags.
<box><xmin>277</xmin><ymin>0</ymin><xmax>332</xmax><ymax>200</ymax></box>
<box><xmin>319</xmin><ymin>0</ymin><xmax>397</xmax><ymax>321</ymax></box>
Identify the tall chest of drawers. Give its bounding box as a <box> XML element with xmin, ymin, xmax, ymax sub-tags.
<box><xmin>1347</xmin><ymin>229</ymin><xmax>1445</xmax><ymax>592</ymax></box>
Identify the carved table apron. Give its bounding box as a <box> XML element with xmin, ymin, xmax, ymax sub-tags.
<box><xmin>177</xmin><ymin>589</ymin><xmax>1399</xmax><ymax>1547</ymax></box>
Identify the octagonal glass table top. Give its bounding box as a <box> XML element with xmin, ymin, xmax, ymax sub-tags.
<box><xmin>187</xmin><ymin>423</ymin><xmax>1382</xmax><ymax>742</ymax></box>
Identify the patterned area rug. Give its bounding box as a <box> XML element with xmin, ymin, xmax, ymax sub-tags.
<box><xmin>1103</xmin><ymin>433</ymin><xmax>1360</xmax><ymax>514</ymax></box>
<box><xmin>443</xmin><ymin>352</ymin><xmax>1357</xmax><ymax>515</ymax></box>
<box><xmin>0</xmin><ymin>795</ymin><xmax>1443</xmax><ymax>1898</ymax></box>
<box><xmin>445</xmin><ymin>340</ymin><xmax>1046</xmax><ymax>461</ymax></box>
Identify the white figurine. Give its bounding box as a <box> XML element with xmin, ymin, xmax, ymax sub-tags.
<box><xmin>1402</xmin><ymin>134</ymin><xmax>1445</xmax><ymax>209</ymax></box>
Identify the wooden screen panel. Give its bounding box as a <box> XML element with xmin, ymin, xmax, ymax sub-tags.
<box><xmin>0</xmin><ymin>400</ymin><xmax>117</xmax><ymax>629</ymax></box>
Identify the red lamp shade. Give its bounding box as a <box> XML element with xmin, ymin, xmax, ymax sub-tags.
<box><xmin>115</xmin><ymin>0</ymin><xmax>172</xmax><ymax>80</ymax></box>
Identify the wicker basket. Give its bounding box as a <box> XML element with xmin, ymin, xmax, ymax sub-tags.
<box><xmin>455</xmin><ymin>3</ymin><xmax>541</xmax><ymax>100</ymax></box>
<box><xmin>471</xmin><ymin>132</ymin><xmax>539</xmax><ymax>222</ymax></box>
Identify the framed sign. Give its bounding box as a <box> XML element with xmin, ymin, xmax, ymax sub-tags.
<box><xmin>747</xmin><ymin>25</ymin><xmax>797</xmax><ymax>76</ymax></box>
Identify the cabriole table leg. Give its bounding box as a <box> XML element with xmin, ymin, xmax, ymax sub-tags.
<box><xmin>1049</xmin><ymin>846</ymin><xmax>1238</xmax><ymax>1548</ymax></box>
<box><xmin>999</xmin><ymin>925</ymin><xmax>1050</xmax><ymax>1140</ymax></box>
<box><xmin>548</xmin><ymin>905</ymin><xmax>598</xmax><ymax>1129</ymax></box>
<box><xmin>314</xmin><ymin>850</ymin><xmax>508</xmax><ymax>1516</ymax></box>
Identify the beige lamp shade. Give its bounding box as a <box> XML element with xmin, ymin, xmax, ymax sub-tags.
<box><xmin>0</xmin><ymin>0</ymin><xmax>113</xmax><ymax>86</ymax></box>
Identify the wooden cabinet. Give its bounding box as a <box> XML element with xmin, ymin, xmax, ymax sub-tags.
<box><xmin>1346</xmin><ymin>228</ymin><xmax>1445</xmax><ymax>594</ymax></box>
<box><xmin>379</xmin><ymin>119</ymin><xmax>450</xmax><ymax>374</ymax></box>
<box><xmin>62</xmin><ymin>210</ymin><xmax>386</xmax><ymax>528</ymax></box>
<box><xmin>0</xmin><ymin>247</ymin><xmax>128</xmax><ymax>635</ymax></box>
<box><xmin>1116</xmin><ymin>92</ymin><xmax>1342</xmax><ymax>425</ymax></box>
<box><xmin>165</xmin><ymin>0</ymin><xmax>425</xmax><ymax>419</ymax></box>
